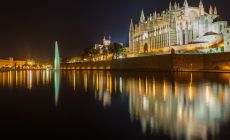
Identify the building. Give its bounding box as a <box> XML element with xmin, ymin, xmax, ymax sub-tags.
<box><xmin>66</xmin><ymin>57</ymin><xmax>82</xmax><ymax>63</ymax></box>
<box><xmin>129</xmin><ymin>0</ymin><xmax>230</xmax><ymax>54</ymax></box>
<box><xmin>0</xmin><ymin>57</ymin><xmax>26</xmax><ymax>68</ymax></box>
<box><xmin>94</xmin><ymin>36</ymin><xmax>111</xmax><ymax>52</ymax></box>
<box><xmin>94</xmin><ymin>36</ymin><xmax>112</xmax><ymax>60</ymax></box>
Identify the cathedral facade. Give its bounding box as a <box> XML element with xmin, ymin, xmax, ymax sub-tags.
<box><xmin>129</xmin><ymin>0</ymin><xmax>230</xmax><ymax>53</ymax></box>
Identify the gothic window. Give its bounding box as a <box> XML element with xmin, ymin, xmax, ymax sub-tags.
<box><xmin>191</xmin><ymin>30</ymin><xmax>193</xmax><ymax>40</ymax></box>
<box><xmin>144</xmin><ymin>43</ymin><xmax>148</xmax><ymax>53</ymax></box>
<box><xmin>143</xmin><ymin>32</ymin><xmax>148</xmax><ymax>40</ymax></box>
<box><xmin>183</xmin><ymin>31</ymin><xmax>185</xmax><ymax>45</ymax></box>
<box><xmin>220</xmin><ymin>24</ymin><xmax>223</xmax><ymax>32</ymax></box>
<box><xmin>227</xmin><ymin>39</ymin><xmax>230</xmax><ymax>46</ymax></box>
<box><xmin>205</xmin><ymin>19</ymin><xmax>208</xmax><ymax>32</ymax></box>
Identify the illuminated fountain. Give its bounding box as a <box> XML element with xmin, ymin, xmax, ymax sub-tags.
<box><xmin>54</xmin><ymin>41</ymin><xmax>60</xmax><ymax>107</ymax></box>
<box><xmin>54</xmin><ymin>41</ymin><xmax>60</xmax><ymax>70</ymax></box>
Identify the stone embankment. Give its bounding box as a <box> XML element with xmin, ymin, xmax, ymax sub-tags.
<box><xmin>62</xmin><ymin>52</ymin><xmax>230</xmax><ymax>72</ymax></box>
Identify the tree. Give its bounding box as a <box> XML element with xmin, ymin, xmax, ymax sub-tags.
<box><xmin>101</xmin><ymin>45</ymin><xmax>109</xmax><ymax>60</ymax></box>
<box><xmin>91</xmin><ymin>47</ymin><xmax>100</xmax><ymax>61</ymax></box>
<box><xmin>108</xmin><ymin>43</ymin><xmax>126</xmax><ymax>59</ymax></box>
<box><xmin>81</xmin><ymin>46</ymin><xmax>101</xmax><ymax>61</ymax></box>
<box><xmin>81</xmin><ymin>47</ymin><xmax>91</xmax><ymax>61</ymax></box>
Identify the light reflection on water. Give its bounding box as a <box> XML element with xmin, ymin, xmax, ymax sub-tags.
<box><xmin>54</xmin><ymin>71</ymin><xmax>60</xmax><ymax>107</ymax></box>
<box><xmin>65</xmin><ymin>70</ymin><xmax>230</xmax><ymax>140</ymax></box>
<box><xmin>0</xmin><ymin>70</ymin><xmax>230</xmax><ymax>139</ymax></box>
<box><xmin>0</xmin><ymin>70</ymin><xmax>52</xmax><ymax>89</ymax></box>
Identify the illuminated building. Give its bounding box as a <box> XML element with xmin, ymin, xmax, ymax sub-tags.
<box><xmin>0</xmin><ymin>57</ymin><xmax>26</xmax><ymax>69</ymax></box>
<box><xmin>94</xmin><ymin>36</ymin><xmax>111</xmax><ymax>53</ymax></box>
<box><xmin>66</xmin><ymin>57</ymin><xmax>81</xmax><ymax>63</ymax></box>
<box><xmin>129</xmin><ymin>0</ymin><xmax>230</xmax><ymax>53</ymax></box>
<box><xmin>93</xmin><ymin>36</ymin><xmax>112</xmax><ymax>61</ymax></box>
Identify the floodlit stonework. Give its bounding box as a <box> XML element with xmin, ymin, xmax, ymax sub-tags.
<box><xmin>129</xmin><ymin>0</ymin><xmax>230</xmax><ymax>54</ymax></box>
<box><xmin>0</xmin><ymin>57</ymin><xmax>26</xmax><ymax>68</ymax></box>
<box><xmin>94</xmin><ymin>36</ymin><xmax>111</xmax><ymax>52</ymax></box>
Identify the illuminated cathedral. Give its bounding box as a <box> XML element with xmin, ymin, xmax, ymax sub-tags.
<box><xmin>129</xmin><ymin>0</ymin><xmax>230</xmax><ymax>54</ymax></box>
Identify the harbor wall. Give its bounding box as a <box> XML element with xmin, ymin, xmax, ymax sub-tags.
<box><xmin>62</xmin><ymin>52</ymin><xmax>230</xmax><ymax>71</ymax></box>
<box><xmin>203</xmin><ymin>53</ymin><xmax>230</xmax><ymax>70</ymax></box>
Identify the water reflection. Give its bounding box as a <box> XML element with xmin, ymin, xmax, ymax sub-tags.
<box><xmin>128</xmin><ymin>78</ymin><xmax>230</xmax><ymax>139</ymax></box>
<box><xmin>1</xmin><ymin>70</ymin><xmax>230</xmax><ymax>139</ymax></box>
<box><xmin>54</xmin><ymin>71</ymin><xmax>60</xmax><ymax>107</ymax></box>
<box><xmin>65</xmin><ymin>71</ymin><xmax>230</xmax><ymax>140</ymax></box>
<box><xmin>0</xmin><ymin>70</ymin><xmax>60</xmax><ymax>106</ymax></box>
<box><xmin>0</xmin><ymin>70</ymin><xmax>52</xmax><ymax>89</ymax></box>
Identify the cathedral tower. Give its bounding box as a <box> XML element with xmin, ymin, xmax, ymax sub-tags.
<box><xmin>169</xmin><ymin>1</ymin><xmax>172</xmax><ymax>11</ymax></box>
<box><xmin>174</xmin><ymin>2</ymin><xmax>177</xmax><ymax>10</ymax></box>
<box><xmin>129</xmin><ymin>19</ymin><xmax>135</xmax><ymax>53</ymax></box>
<box><xmin>140</xmin><ymin>10</ymin><xmax>145</xmax><ymax>23</ymax></box>
<box><xmin>209</xmin><ymin>5</ymin><xmax>213</xmax><ymax>15</ymax></box>
<box><xmin>199</xmin><ymin>0</ymin><xmax>205</xmax><ymax>16</ymax></box>
<box><xmin>184</xmin><ymin>0</ymin><xmax>189</xmax><ymax>16</ymax></box>
<box><xmin>184</xmin><ymin>0</ymin><xmax>188</xmax><ymax>8</ymax></box>
<box><xmin>214</xmin><ymin>6</ymin><xmax>218</xmax><ymax>15</ymax></box>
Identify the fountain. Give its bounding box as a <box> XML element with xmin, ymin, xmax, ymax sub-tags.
<box><xmin>54</xmin><ymin>41</ymin><xmax>60</xmax><ymax>70</ymax></box>
<box><xmin>54</xmin><ymin>41</ymin><xmax>60</xmax><ymax>107</ymax></box>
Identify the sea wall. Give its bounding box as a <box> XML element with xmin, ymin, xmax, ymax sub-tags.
<box><xmin>204</xmin><ymin>52</ymin><xmax>230</xmax><ymax>70</ymax></box>
<box><xmin>172</xmin><ymin>54</ymin><xmax>204</xmax><ymax>71</ymax></box>
<box><xmin>62</xmin><ymin>52</ymin><xmax>230</xmax><ymax>71</ymax></box>
<box><xmin>62</xmin><ymin>55</ymin><xmax>173</xmax><ymax>71</ymax></box>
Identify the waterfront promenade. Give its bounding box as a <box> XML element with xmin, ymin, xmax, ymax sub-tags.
<box><xmin>61</xmin><ymin>52</ymin><xmax>230</xmax><ymax>72</ymax></box>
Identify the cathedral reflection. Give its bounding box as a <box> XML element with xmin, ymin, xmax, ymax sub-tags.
<box><xmin>130</xmin><ymin>76</ymin><xmax>230</xmax><ymax>139</ymax></box>
<box><xmin>65</xmin><ymin>71</ymin><xmax>230</xmax><ymax>140</ymax></box>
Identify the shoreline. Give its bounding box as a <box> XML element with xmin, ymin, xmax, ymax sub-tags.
<box><xmin>61</xmin><ymin>53</ymin><xmax>230</xmax><ymax>73</ymax></box>
<box><xmin>1</xmin><ymin>68</ymin><xmax>230</xmax><ymax>73</ymax></box>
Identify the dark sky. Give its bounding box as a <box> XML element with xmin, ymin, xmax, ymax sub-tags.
<box><xmin>0</xmin><ymin>0</ymin><xmax>229</xmax><ymax>59</ymax></box>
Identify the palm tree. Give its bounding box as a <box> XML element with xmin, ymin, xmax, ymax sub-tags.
<box><xmin>102</xmin><ymin>45</ymin><xmax>109</xmax><ymax>60</ymax></box>
<box><xmin>109</xmin><ymin>43</ymin><xmax>126</xmax><ymax>59</ymax></box>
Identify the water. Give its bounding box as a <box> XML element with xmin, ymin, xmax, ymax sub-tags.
<box><xmin>0</xmin><ymin>70</ymin><xmax>230</xmax><ymax>139</ymax></box>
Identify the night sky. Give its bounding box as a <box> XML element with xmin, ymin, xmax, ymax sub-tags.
<box><xmin>0</xmin><ymin>0</ymin><xmax>229</xmax><ymax>59</ymax></box>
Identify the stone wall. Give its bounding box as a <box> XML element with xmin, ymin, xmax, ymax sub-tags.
<box><xmin>204</xmin><ymin>52</ymin><xmax>230</xmax><ymax>70</ymax></box>
<box><xmin>172</xmin><ymin>54</ymin><xmax>204</xmax><ymax>71</ymax></box>
<box><xmin>62</xmin><ymin>55</ymin><xmax>173</xmax><ymax>71</ymax></box>
<box><xmin>62</xmin><ymin>52</ymin><xmax>230</xmax><ymax>71</ymax></box>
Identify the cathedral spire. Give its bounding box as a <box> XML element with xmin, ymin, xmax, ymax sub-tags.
<box><xmin>199</xmin><ymin>0</ymin><xmax>204</xmax><ymax>16</ymax></box>
<box><xmin>184</xmin><ymin>0</ymin><xmax>188</xmax><ymax>7</ymax></box>
<box><xmin>169</xmin><ymin>1</ymin><xmax>172</xmax><ymax>11</ymax></box>
<box><xmin>199</xmin><ymin>0</ymin><xmax>204</xmax><ymax>8</ymax></box>
<box><xmin>214</xmin><ymin>6</ymin><xmax>218</xmax><ymax>15</ymax></box>
<box><xmin>174</xmin><ymin>2</ymin><xmax>177</xmax><ymax>10</ymax></box>
<box><xmin>154</xmin><ymin>10</ymin><xmax>157</xmax><ymax>19</ymax></box>
<box><xmin>209</xmin><ymin>5</ymin><xmax>213</xmax><ymax>15</ymax></box>
<box><xmin>140</xmin><ymin>9</ymin><xmax>145</xmax><ymax>23</ymax></box>
<box><xmin>130</xmin><ymin>19</ymin><xmax>134</xmax><ymax>31</ymax></box>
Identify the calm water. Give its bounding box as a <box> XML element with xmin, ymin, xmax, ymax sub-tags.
<box><xmin>0</xmin><ymin>70</ymin><xmax>230</xmax><ymax>139</ymax></box>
